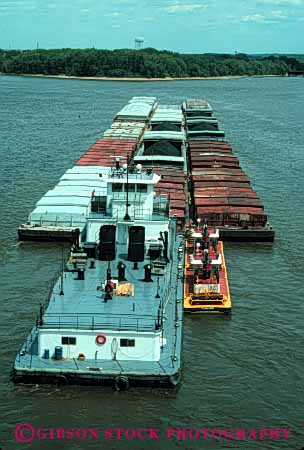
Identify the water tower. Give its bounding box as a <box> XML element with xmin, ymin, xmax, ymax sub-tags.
<box><xmin>134</xmin><ymin>37</ymin><xmax>144</xmax><ymax>50</ymax></box>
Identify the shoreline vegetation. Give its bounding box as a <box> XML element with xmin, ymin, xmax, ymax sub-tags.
<box><xmin>0</xmin><ymin>48</ymin><xmax>303</xmax><ymax>79</ymax></box>
<box><xmin>2</xmin><ymin>73</ymin><xmax>286</xmax><ymax>82</ymax></box>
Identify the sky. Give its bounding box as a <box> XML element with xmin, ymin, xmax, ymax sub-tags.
<box><xmin>0</xmin><ymin>0</ymin><xmax>303</xmax><ymax>53</ymax></box>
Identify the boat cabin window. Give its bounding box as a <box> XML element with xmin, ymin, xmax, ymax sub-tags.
<box><xmin>112</xmin><ymin>183</ymin><xmax>147</xmax><ymax>194</ymax></box>
<box><xmin>120</xmin><ymin>339</ymin><xmax>135</xmax><ymax>347</ymax></box>
<box><xmin>126</xmin><ymin>184</ymin><xmax>135</xmax><ymax>192</ymax></box>
<box><xmin>137</xmin><ymin>184</ymin><xmax>148</xmax><ymax>193</ymax></box>
<box><xmin>62</xmin><ymin>337</ymin><xmax>77</xmax><ymax>345</ymax></box>
<box><xmin>91</xmin><ymin>196</ymin><xmax>107</xmax><ymax>213</ymax></box>
<box><xmin>112</xmin><ymin>183</ymin><xmax>123</xmax><ymax>192</ymax></box>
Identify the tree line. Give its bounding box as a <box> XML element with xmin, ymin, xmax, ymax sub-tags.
<box><xmin>0</xmin><ymin>48</ymin><xmax>302</xmax><ymax>78</ymax></box>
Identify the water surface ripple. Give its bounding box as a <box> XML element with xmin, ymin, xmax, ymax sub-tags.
<box><xmin>0</xmin><ymin>75</ymin><xmax>303</xmax><ymax>450</ymax></box>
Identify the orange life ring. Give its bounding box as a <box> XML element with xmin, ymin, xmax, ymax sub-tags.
<box><xmin>96</xmin><ymin>334</ymin><xmax>107</xmax><ymax>345</ymax></box>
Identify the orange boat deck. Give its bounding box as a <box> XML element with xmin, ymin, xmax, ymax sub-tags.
<box><xmin>184</xmin><ymin>238</ymin><xmax>231</xmax><ymax>313</ymax></box>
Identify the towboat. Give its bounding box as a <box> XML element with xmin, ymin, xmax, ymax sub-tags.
<box><xmin>14</xmin><ymin>161</ymin><xmax>184</xmax><ymax>389</ymax></box>
<box><xmin>184</xmin><ymin>219</ymin><xmax>231</xmax><ymax>313</ymax></box>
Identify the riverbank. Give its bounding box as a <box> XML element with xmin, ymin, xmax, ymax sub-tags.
<box><xmin>1</xmin><ymin>73</ymin><xmax>284</xmax><ymax>82</ymax></box>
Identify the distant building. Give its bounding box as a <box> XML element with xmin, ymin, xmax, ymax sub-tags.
<box><xmin>134</xmin><ymin>37</ymin><xmax>144</xmax><ymax>50</ymax></box>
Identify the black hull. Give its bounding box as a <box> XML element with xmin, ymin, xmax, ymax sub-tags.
<box><xmin>18</xmin><ymin>228</ymin><xmax>79</xmax><ymax>243</ymax></box>
<box><xmin>184</xmin><ymin>308</ymin><xmax>231</xmax><ymax>314</ymax></box>
<box><xmin>218</xmin><ymin>227</ymin><xmax>275</xmax><ymax>242</ymax></box>
<box><xmin>13</xmin><ymin>369</ymin><xmax>182</xmax><ymax>390</ymax></box>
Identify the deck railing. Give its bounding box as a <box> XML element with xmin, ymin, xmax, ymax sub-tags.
<box><xmin>17</xmin><ymin>326</ymin><xmax>38</xmax><ymax>363</ymax></box>
<box><xmin>40</xmin><ymin>312</ymin><xmax>161</xmax><ymax>332</ymax></box>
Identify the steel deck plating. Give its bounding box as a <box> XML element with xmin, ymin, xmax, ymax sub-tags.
<box><xmin>14</xmin><ymin>234</ymin><xmax>184</xmax><ymax>387</ymax></box>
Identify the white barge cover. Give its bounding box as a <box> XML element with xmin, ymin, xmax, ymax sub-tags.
<box><xmin>28</xmin><ymin>166</ymin><xmax>109</xmax><ymax>229</ymax></box>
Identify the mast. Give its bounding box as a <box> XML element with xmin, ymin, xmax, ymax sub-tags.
<box><xmin>124</xmin><ymin>155</ymin><xmax>131</xmax><ymax>221</ymax></box>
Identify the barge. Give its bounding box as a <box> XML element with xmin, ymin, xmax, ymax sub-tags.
<box><xmin>18</xmin><ymin>97</ymin><xmax>155</xmax><ymax>241</ymax></box>
<box><xmin>18</xmin><ymin>97</ymin><xmax>274</xmax><ymax>243</ymax></box>
<box><xmin>14</xmin><ymin>162</ymin><xmax>184</xmax><ymax>388</ymax></box>
<box><xmin>183</xmin><ymin>100</ymin><xmax>274</xmax><ymax>242</ymax></box>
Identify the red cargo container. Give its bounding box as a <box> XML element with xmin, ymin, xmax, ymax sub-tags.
<box><xmin>191</xmin><ymin>158</ymin><xmax>236</xmax><ymax>163</ymax></box>
<box><xmin>193</xmin><ymin>181</ymin><xmax>251</xmax><ymax>188</ymax></box>
<box><xmin>159</xmin><ymin>175</ymin><xmax>185</xmax><ymax>183</ymax></box>
<box><xmin>192</xmin><ymin>175</ymin><xmax>250</xmax><ymax>183</ymax></box>
<box><xmin>154</xmin><ymin>190</ymin><xmax>186</xmax><ymax>200</ymax></box>
<box><xmin>193</xmin><ymin>189</ymin><xmax>258</xmax><ymax>199</ymax></box>
<box><xmin>196</xmin><ymin>206</ymin><xmax>267</xmax><ymax>227</ymax></box>
<box><xmin>189</xmin><ymin>146</ymin><xmax>232</xmax><ymax>153</ymax></box>
<box><xmin>168</xmin><ymin>199</ymin><xmax>186</xmax><ymax>208</ymax></box>
<box><xmin>227</xmin><ymin>198</ymin><xmax>263</xmax><ymax>207</ymax></box>
<box><xmin>156</xmin><ymin>182</ymin><xmax>184</xmax><ymax>191</ymax></box>
<box><xmin>192</xmin><ymin>163</ymin><xmax>240</xmax><ymax>169</ymax></box>
<box><xmin>195</xmin><ymin>198</ymin><xmax>263</xmax><ymax>208</ymax></box>
<box><xmin>154</xmin><ymin>187</ymin><xmax>184</xmax><ymax>195</ymax></box>
<box><xmin>191</xmin><ymin>168</ymin><xmax>245</xmax><ymax>175</ymax></box>
<box><xmin>197</xmin><ymin>206</ymin><xmax>265</xmax><ymax>215</ymax></box>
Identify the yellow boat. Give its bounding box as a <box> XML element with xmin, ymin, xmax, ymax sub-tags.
<box><xmin>184</xmin><ymin>221</ymin><xmax>231</xmax><ymax>313</ymax></box>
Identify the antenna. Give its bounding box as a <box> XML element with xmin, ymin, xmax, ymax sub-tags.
<box><xmin>124</xmin><ymin>155</ymin><xmax>131</xmax><ymax>221</ymax></box>
<box><xmin>59</xmin><ymin>246</ymin><xmax>64</xmax><ymax>295</ymax></box>
<box><xmin>155</xmin><ymin>276</ymin><xmax>160</xmax><ymax>298</ymax></box>
<box><xmin>134</xmin><ymin>37</ymin><xmax>144</xmax><ymax>50</ymax></box>
<box><xmin>39</xmin><ymin>303</ymin><xmax>44</xmax><ymax>326</ymax></box>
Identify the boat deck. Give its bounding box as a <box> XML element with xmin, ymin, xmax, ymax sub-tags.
<box><xmin>14</xmin><ymin>235</ymin><xmax>184</xmax><ymax>385</ymax></box>
<box><xmin>184</xmin><ymin>240</ymin><xmax>231</xmax><ymax>313</ymax></box>
<box><xmin>44</xmin><ymin>244</ymin><xmax>172</xmax><ymax>330</ymax></box>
